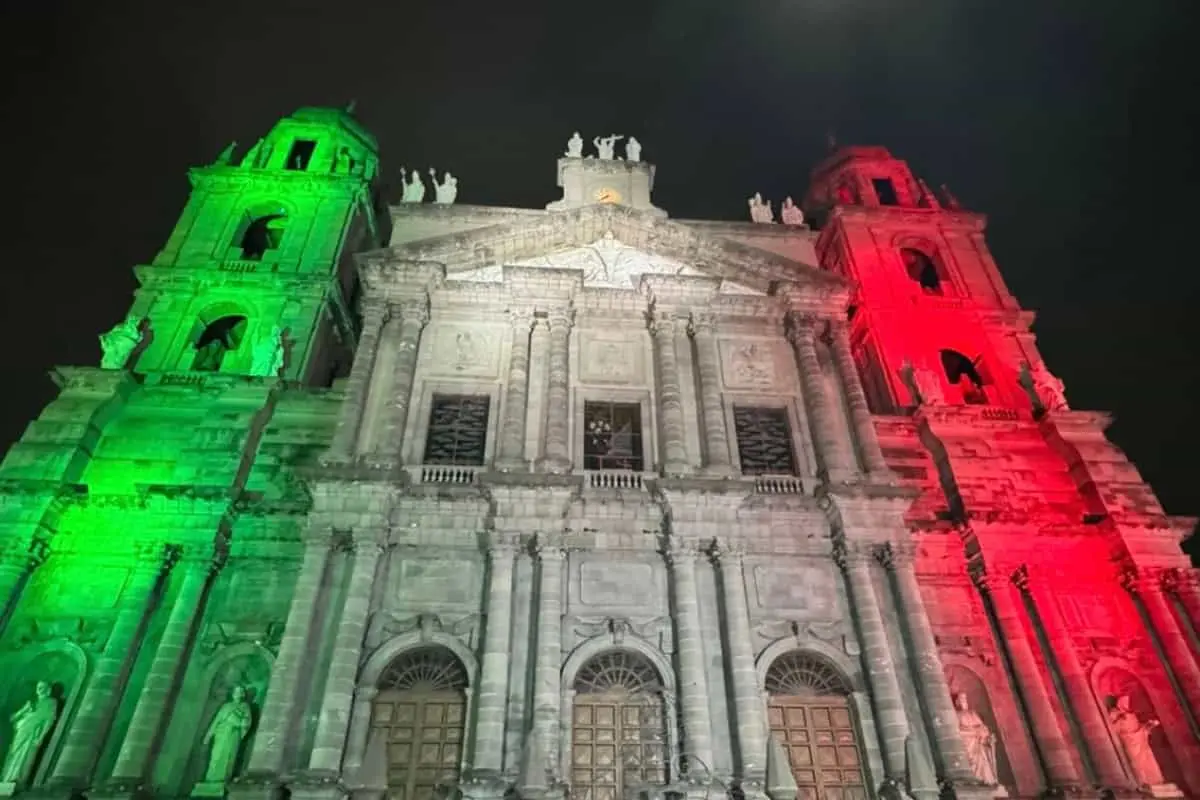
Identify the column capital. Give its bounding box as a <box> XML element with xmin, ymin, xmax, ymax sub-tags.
<box><xmin>873</xmin><ymin>541</ymin><xmax>915</xmax><ymax>571</ymax></box>
<box><xmin>709</xmin><ymin>537</ymin><xmax>746</xmax><ymax>564</ymax></box>
<box><xmin>487</xmin><ymin>536</ymin><xmax>520</xmax><ymax>558</ymax></box>
<box><xmin>689</xmin><ymin>311</ymin><xmax>717</xmax><ymax>336</ymax></box>
<box><xmin>533</xmin><ymin>537</ymin><xmax>565</xmax><ymax>562</ymax></box>
<box><xmin>508</xmin><ymin>308</ymin><xmax>535</xmax><ymax>330</ymax></box>
<box><xmin>391</xmin><ymin>298</ymin><xmax>430</xmax><ymax>328</ymax></box>
<box><xmin>353</xmin><ymin>686</ymin><xmax>380</xmax><ymax>702</ymax></box>
<box><xmin>362</xmin><ymin>296</ymin><xmax>390</xmax><ymax>322</ymax></box>
<box><xmin>545</xmin><ymin>306</ymin><xmax>574</xmax><ymax>331</ymax></box>
<box><xmin>968</xmin><ymin>566</ymin><xmax>1007</xmax><ymax>595</ymax></box>
<box><xmin>648</xmin><ymin>311</ymin><xmax>688</xmax><ymax>338</ymax></box>
<box><xmin>1010</xmin><ymin>563</ymin><xmax>1032</xmax><ymax>593</ymax></box>
<box><xmin>661</xmin><ymin>537</ymin><xmax>704</xmax><ymax>563</ymax></box>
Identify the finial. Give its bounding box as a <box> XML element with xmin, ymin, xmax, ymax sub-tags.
<box><xmin>826</xmin><ymin>129</ymin><xmax>838</xmax><ymax>151</ymax></box>
<box><xmin>345</xmin><ymin>99</ymin><xmax>358</xmax><ymax>114</ymax></box>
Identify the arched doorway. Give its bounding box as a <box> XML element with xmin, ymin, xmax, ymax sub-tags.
<box><xmin>570</xmin><ymin>650</ymin><xmax>667</xmax><ymax>800</ymax></box>
<box><xmin>765</xmin><ymin>651</ymin><xmax>868</xmax><ymax>800</ymax></box>
<box><xmin>370</xmin><ymin>646</ymin><xmax>468</xmax><ymax>800</ymax></box>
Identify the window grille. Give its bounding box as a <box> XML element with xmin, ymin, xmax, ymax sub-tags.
<box><xmin>733</xmin><ymin>406</ymin><xmax>796</xmax><ymax>475</ymax></box>
<box><xmin>423</xmin><ymin>394</ymin><xmax>489</xmax><ymax>466</ymax></box>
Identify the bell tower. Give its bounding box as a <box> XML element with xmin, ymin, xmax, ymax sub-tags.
<box><xmin>804</xmin><ymin>146</ymin><xmax>1054</xmax><ymax>414</ymax></box>
<box><xmin>123</xmin><ymin>106</ymin><xmax>387</xmax><ymax>384</ymax></box>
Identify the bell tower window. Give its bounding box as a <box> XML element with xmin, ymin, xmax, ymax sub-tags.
<box><xmin>237</xmin><ymin>213</ymin><xmax>287</xmax><ymax>261</ymax></box>
<box><xmin>900</xmin><ymin>248</ymin><xmax>947</xmax><ymax>295</ymax></box>
<box><xmin>193</xmin><ymin>315</ymin><xmax>247</xmax><ymax>372</ymax></box>
<box><xmin>286</xmin><ymin>139</ymin><xmax>317</xmax><ymax>170</ymax></box>
<box><xmin>940</xmin><ymin>349</ymin><xmax>989</xmax><ymax>405</ymax></box>
<box><xmin>872</xmin><ymin>178</ymin><xmax>899</xmax><ymax>206</ymax></box>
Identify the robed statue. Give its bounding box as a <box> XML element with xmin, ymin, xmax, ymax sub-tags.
<box><xmin>1</xmin><ymin>681</ymin><xmax>59</xmax><ymax>786</ymax></box>
<box><xmin>399</xmin><ymin>167</ymin><xmax>426</xmax><ymax>203</ymax></box>
<box><xmin>249</xmin><ymin>326</ymin><xmax>285</xmax><ymax>377</ymax></box>
<box><xmin>954</xmin><ymin>693</ymin><xmax>998</xmax><ymax>784</ymax></box>
<box><xmin>99</xmin><ymin>316</ymin><xmax>144</xmax><ymax>369</ymax></box>
<box><xmin>199</xmin><ymin>686</ymin><xmax>253</xmax><ymax>785</ymax></box>
<box><xmin>1108</xmin><ymin>695</ymin><xmax>1166</xmax><ymax>787</ymax></box>
<box><xmin>565</xmin><ymin>132</ymin><xmax>583</xmax><ymax>158</ymax></box>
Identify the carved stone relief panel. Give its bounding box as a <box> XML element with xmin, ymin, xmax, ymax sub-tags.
<box><xmin>427</xmin><ymin>323</ymin><xmax>503</xmax><ymax>379</ymax></box>
<box><xmin>1055</xmin><ymin>587</ymin><xmax>1138</xmax><ymax>637</ymax></box>
<box><xmin>24</xmin><ymin>564</ymin><xmax>127</xmax><ymax>613</ymax></box>
<box><xmin>574</xmin><ymin>557</ymin><xmax>665</xmax><ymax>613</ymax></box>
<box><xmin>921</xmin><ymin>583</ymin><xmax>983</xmax><ymax>631</ymax></box>
<box><xmin>387</xmin><ymin>556</ymin><xmax>484</xmax><ymax>610</ymax></box>
<box><xmin>719</xmin><ymin>338</ymin><xmax>782</xmax><ymax>391</ymax></box>
<box><xmin>751</xmin><ymin>563</ymin><xmax>838</xmax><ymax>619</ymax></box>
<box><xmin>577</xmin><ymin>332</ymin><xmax>644</xmax><ymax>386</ymax></box>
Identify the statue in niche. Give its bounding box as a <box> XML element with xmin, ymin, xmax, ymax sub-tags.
<box><xmin>99</xmin><ymin>315</ymin><xmax>144</xmax><ymax>369</ymax></box>
<box><xmin>249</xmin><ymin>326</ymin><xmax>286</xmax><ymax>377</ymax></box>
<box><xmin>565</xmin><ymin>131</ymin><xmax>584</xmax><ymax>158</ymax></box>
<box><xmin>954</xmin><ymin>693</ymin><xmax>999</xmax><ymax>785</ymax></box>
<box><xmin>1108</xmin><ymin>694</ymin><xmax>1165</xmax><ymax>787</ymax></box>
<box><xmin>197</xmin><ymin>686</ymin><xmax>253</xmax><ymax>787</ymax></box>
<box><xmin>748</xmin><ymin>192</ymin><xmax>774</xmax><ymax>223</ymax></box>
<box><xmin>780</xmin><ymin>196</ymin><xmax>805</xmax><ymax>226</ymax></box>
<box><xmin>625</xmin><ymin>136</ymin><xmax>642</xmax><ymax>162</ymax></box>
<box><xmin>333</xmin><ymin>146</ymin><xmax>353</xmax><ymax>174</ymax></box>
<box><xmin>430</xmin><ymin>169</ymin><xmax>458</xmax><ymax>204</ymax></box>
<box><xmin>0</xmin><ymin>681</ymin><xmax>59</xmax><ymax>787</ymax></box>
<box><xmin>399</xmin><ymin>167</ymin><xmax>426</xmax><ymax>203</ymax></box>
<box><xmin>593</xmin><ymin>134</ymin><xmax>623</xmax><ymax>160</ymax></box>
<box><xmin>212</xmin><ymin>142</ymin><xmax>237</xmax><ymax>166</ymax></box>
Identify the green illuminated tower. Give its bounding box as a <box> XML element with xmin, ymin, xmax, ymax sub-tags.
<box><xmin>0</xmin><ymin>107</ymin><xmax>384</xmax><ymax>798</ymax></box>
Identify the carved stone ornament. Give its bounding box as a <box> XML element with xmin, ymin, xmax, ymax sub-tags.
<box><xmin>748</xmin><ymin>192</ymin><xmax>775</xmax><ymax>224</ymax></box>
<box><xmin>780</xmin><ymin>196</ymin><xmax>805</xmax><ymax>226</ymax></box>
<box><xmin>364</xmin><ymin>611</ymin><xmax>479</xmax><ymax>654</ymax></box>
<box><xmin>199</xmin><ymin>621</ymin><xmax>285</xmax><ymax>657</ymax></box>
<box><xmin>99</xmin><ymin>315</ymin><xmax>144</xmax><ymax>369</ymax></box>
<box><xmin>571</xmin><ymin>615</ymin><xmax>673</xmax><ymax>654</ymax></box>
<box><xmin>399</xmin><ymin>166</ymin><xmax>426</xmax><ymax>203</ymax></box>
<box><xmin>248</xmin><ymin>325</ymin><xmax>286</xmax><ymax>377</ymax></box>
<box><xmin>193</xmin><ymin>686</ymin><xmax>254</xmax><ymax>793</ymax></box>
<box><xmin>593</xmin><ymin>134</ymin><xmax>623</xmax><ymax>160</ymax></box>
<box><xmin>565</xmin><ymin>132</ymin><xmax>583</xmax><ymax>158</ymax></box>
<box><xmin>0</xmin><ymin>681</ymin><xmax>59</xmax><ymax>787</ymax></box>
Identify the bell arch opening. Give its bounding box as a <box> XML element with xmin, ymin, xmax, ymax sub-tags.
<box><xmin>570</xmin><ymin>650</ymin><xmax>667</xmax><ymax>800</ymax></box>
<box><xmin>899</xmin><ymin>247</ymin><xmax>950</xmax><ymax>295</ymax></box>
<box><xmin>939</xmin><ymin>348</ymin><xmax>990</xmax><ymax>405</ymax></box>
<box><xmin>192</xmin><ymin>314</ymin><xmax>248</xmax><ymax>372</ymax></box>
<box><xmin>765</xmin><ymin>651</ymin><xmax>868</xmax><ymax>800</ymax></box>
<box><xmin>370</xmin><ymin>646</ymin><xmax>468</xmax><ymax>800</ymax></box>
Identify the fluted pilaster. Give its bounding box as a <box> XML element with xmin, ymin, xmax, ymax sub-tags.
<box><xmin>835</xmin><ymin>542</ymin><xmax>906</xmax><ymax>779</ymax></box>
<box><xmin>1123</xmin><ymin>568</ymin><xmax>1200</xmax><ymax>720</ymax></box>
<box><xmin>496</xmin><ymin>311</ymin><xmax>535</xmax><ymax>469</ymax></box>
<box><xmin>539</xmin><ymin>309</ymin><xmax>573</xmax><ymax>473</ymax></box>
<box><xmin>342</xmin><ymin>686</ymin><xmax>380</xmax><ymax>773</ymax></box>
<box><xmin>1011</xmin><ymin>565</ymin><xmax>1129</xmax><ymax>788</ymax></box>
<box><xmin>309</xmin><ymin>539</ymin><xmax>384</xmax><ymax>773</ymax></box>
<box><xmin>0</xmin><ymin>541</ymin><xmax>47</xmax><ymax>636</ymax></box>
<box><xmin>1163</xmin><ymin>568</ymin><xmax>1200</xmax><ymax>642</ymax></box>
<box><xmin>531</xmin><ymin>539</ymin><xmax>565</xmax><ymax>775</ymax></box>
<box><xmin>664</xmin><ymin>539</ymin><xmax>714</xmax><ymax>772</ymax></box>
<box><xmin>786</xmin><ymin>316</ymin><xmax>854</xmax><ymax>479</ymax></box>
<box><xmin>651</xmin><ymin>313</ymin><xmax>691</xmax><ymax>476</ymax></box>
<box><xmin>475</xmin><ymin>540</ymin><xmax>518</xmax><ymax>773</ymax></box>
<box><xmin>828</xmin><ymin>321</ymin><xmax>889</xmax><ymax>476</ymax></box>
<box><xmin>376</xmin><ymin>300</ymin><xmax>430</xmax><ymax>459</ymax></box>
<box><xmin>328</xmin><ymin>298</ymin><xmax>389</xmax><ymax>458</ymax></box>
<box><xmin>712</xmin><ymin>540</ymin><xmax>766</xmax><ymax>780</ymax></box>
<box><xmin>690</xmin><ymin>314</ymin><xmax>733</xmax><ymax>475</ymax></box>
<box><xmin>876</xmin><ymin>544</ymin><xmax>973</xmax><ymax>783</ymax></box>
<box><xmin>972</xmin><ymin>570</ymin><xmax>1079</xmax><ymax>787</ymax></box>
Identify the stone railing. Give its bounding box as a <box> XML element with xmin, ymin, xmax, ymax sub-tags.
<box><xmin>583</xmin><ymin>470</ymin><xmax>646</xmax><ymax>490</ymax></box>
<box><xmin>415</xmin><ymin>465</ymin><xmax>480</xmax><ymax>485</ymax></box>
<box><xmin>219</xmin><ymin>258</ymin><xmax>265</xmax><ymax>273</ymax></box>
<box><xmin>752</xmin><ymin>474</ymin><xmax>804</xmax><ymax>495</ymax></box>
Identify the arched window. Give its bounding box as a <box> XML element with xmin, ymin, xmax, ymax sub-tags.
<box><xmin>371</xmin><ymin>647</ymin><xmax>468</xmax><ymax>799</ymax></box>
<box><xmin>193</xmin><ymin>315</ymin><xmax>247</xmax><ymax>372</ymax></box>
<box><xmin>237</xmin><ymin>213</ymin><xmax>286</xmax><ymax>261</ymax></box>
<box><xmin>940</xmin><ymin>349</ymin><xmax>989</xmax><ymax>405</ymax></box>
<box><xmin>900</xmin><ymin>247</ymin><xmax>948</xmax><ymax>295</ymax></box>
<box><xmin>572</xmin><ymin>650</ymin><xmax>666</xmax><ymax>796</ymax></box>
<box><xmin>765</xmin><ymin>652</ymin><xmax>867</xmax><ymax>800</ymax></box>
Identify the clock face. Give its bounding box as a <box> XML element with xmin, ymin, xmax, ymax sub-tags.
<box><xmin>594</xmin><ymin>187</ymin><xmax>622</xmax><ymax>204</ymax></box>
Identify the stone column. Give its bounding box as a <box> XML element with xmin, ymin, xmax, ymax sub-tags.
<box><xmin>525</xmin><ymin>316</ymin><xmax>551</xmax><ymax>464</ymax></box>
<box><xmin>0</xmin><ymin>541</ymin><xmax>46</xmax><ymax>635</ymax></box>
<box><xmin>1163</xmin><ymin>568</ymin><xmax>1200</xmax><ymax>642</ymax></box>
<box><xmin>342</xmin><ymin>686</ymin><xmax>380</xmax><ymax>773</ymax></box>
<box><xmin>651</xmin><ymin>313</ymin><xmax>690</xmax><ymax>476</ymax></box>
<box><xmin>475</xmin><ymin>540</ymin><xmax>518</xmax><ymax>774</ymax></box>
<box><xmin>972</xmin><ymin>570</ymin><xmax>1080</xmax><ymax>787</ymax></box>
<box><xmin>786</xmin><ymin>317</ymin><xmax>854</xmax><ymax>480</ymax></box>
<box><xmin>690</xmin><ymin>313</ymin><xmax>733</xmax><ymax>475</ymax></box>
<box><xmin>328</xmin><ymin>298</ymin><xmax>389</xmax><ymax>459</ymax></box>
<box><xmin>664</xmin><ymin>539</ymin><xmax>714</xmax><ymax>772</ymax></box>
<box><xmin>110</xmin><ymin>554</ymin><xmax>221</xmax><ymax>781</ymax></box>
<box><xmin>834</xmin><ymin>542</ymin><xmax>906</xmax><ymax>779</ymax></box>
<box><xmin>539</xmin><ymin>309</ymin><xmax>573</xmax><ymax>473</ymax></box>
<box><xmin>828</xmin><ymin>322</ymin><xmax>889</xmax><ymax>476</ymax></box>
<box><xmin>244</xmin><ymin>537</ymin><xmax>333</xmax><ymax>776</ymax></box>
<box><xmin>876</xmin><ymin>544</ymin><xmax>973</xmax><ymax>783</ymax></box>
<box><xmin>1011</xmin><ymin>565</ymin><xmax>1129</xmax><ymax>788</ymax></box>
<box><xmin>376</xmin><ymin>299</ymin><xmax>430</xmax><ymax>460</ymax></box>
<box><xmin>531</xmin><ymin>539</ymin><xmax>565</xmax><ymax>774</ymax></box>
<box><xmin>1123</xmin><ymin>569</ymin><xmax>1200</xmax><ymax>718</ymax></box>
<box><xmin>712</xmin><ymin>540</ymin><xmax>767</xmax><ymax>780</ymax></box>
<box><xmin>496</xmin><ymin>311</ymin><xmax>534</xmax><ymax>470</ymax></box>
<box><xmin>309</xmin><ymin>539</ymin><xmax>385</xmax><ymax>774</ymax></box>
<box><xmin>51</xmin><ymin>548</ymin><xmax>170</xmax><ymax>787</ymax></box>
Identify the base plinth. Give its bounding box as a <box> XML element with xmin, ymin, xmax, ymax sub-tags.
<box><xmin>192</xmin><ymin>782</ymin><xmax>229</xmax><ymax>798</ymax></box>
<box><xmin>0</xmin><ymin>783</ymin><xmax>17</xmax><ymax>798</ymax></box>
<box><xmin>1145</xmin><ymin>784</ymin><xmax>1184</xmax><ymax>799</ymax></box>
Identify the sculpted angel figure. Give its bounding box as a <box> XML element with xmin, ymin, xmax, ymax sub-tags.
<box><xmin>431</xmin><ymin>169</ymin><xmax>458</xmax><ymax>204</ymax></box>
<box><xmin>780</xmin><ymin>196</ymin><xmax>804</xmax><ymax>226</ymax></box>
<box><xmin>748</xmin><ymin>192</ymin><xmax>774</xmax><ymax>224</ymax></box>
<box><xmin>99</xmin><ymin>315</ymin><xmax>144</xmax><ymax>369</ymax></box>
<box><xmin>399</xmin><ymin>167</ymin><xmax>426</xmax><ymax>203</ymax></box>
<box><xmin>593</xmin><ymin>134</ymin><xmax>623</xmax><ymax>160</ymax></box>
<box><xmin>1</xmin><ymin>681</ymin><xmax>59</xmax><ymax>786</ymax></box>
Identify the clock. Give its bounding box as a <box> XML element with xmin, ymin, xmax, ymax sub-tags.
<box><xmin>594</xmin><ymin>187</ymin><xmax>622</xmax><ymax>204</ymax></box>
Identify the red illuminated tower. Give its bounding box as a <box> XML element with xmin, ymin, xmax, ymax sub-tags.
<box><xmin>806</xmin><ymin>146</ymin><xmax>1200</xmax><ymax>793</ymax></box>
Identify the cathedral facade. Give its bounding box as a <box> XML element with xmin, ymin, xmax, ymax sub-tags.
<box><xmin>0</xmin><ymin>107</ymin><xmax>1197</xmax><ymax>800</ymax></box>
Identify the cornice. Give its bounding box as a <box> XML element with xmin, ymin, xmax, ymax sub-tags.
<box><xmin>187</xmin><ymin>166</ymin><xmax>366</xmax><ymax>198</ymax></box>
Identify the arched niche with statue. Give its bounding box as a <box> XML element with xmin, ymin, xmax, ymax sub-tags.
<box><xmin>0</xmin><ymin>641</ymin><xmax>88</xmax><ymax>790</ymax></box>
<box><xmin>944</xmin><ymin>663</ymin><xmax>1014</xmax><ymax>791</ymax></box>
<box><xmin>1091</xmin><ymin>663</ymin><xmax>1186</xmax><ymax>791</ymax></box>
<box><xmin>152</xmin><ymin>643</ymin><xmax>273</xmax><ymax>795</ymax></box>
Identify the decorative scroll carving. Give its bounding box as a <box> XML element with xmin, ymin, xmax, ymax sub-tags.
<box><xmin>364</xmin><ymin>611</ymin><xmax>479</xmax><ymax>654</ymax></box>
<box><xmin>570</xmin><ymin>615</ymin><xmax>673</xmax><ymax>654</ymax></box>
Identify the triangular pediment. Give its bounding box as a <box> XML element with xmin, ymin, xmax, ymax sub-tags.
<box><xmin>373</xmin><ymin>205</ymin><xmax>847</xmax><ymax>299</ymax></box>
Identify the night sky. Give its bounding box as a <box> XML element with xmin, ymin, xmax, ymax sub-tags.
<box><xmin>3</xmin><ymin>2</ymin><xmax>1195</xmax><ymax>540</ymax></box>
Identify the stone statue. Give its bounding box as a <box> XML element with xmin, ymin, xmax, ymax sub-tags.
<box><xmin>780</xmin><ymin>196</ymin><xmax>805</xmax><ymax>226</ymax></box>
<box><xmin>241</xmin><ymin>138</ymin><xmax>271</xmax><ymax>169</ymax></box>
<box><xmin>565</xmin><ymin>132</ymin><xmax>583</xmax><ymax>158</ymax></box>
<box><xmin>212</xmin><ymin>142</ymin><xmax>237</xmax><ymax>166</ymax></box>
<box><xmin>955</xmin><ymin>693</ymin><xmax>999</xmax><ymax>784</ymax></box>
<box><xmin>748</xmin><ymin>192</ymin><xmax>775</xmax><ymax>224</ymax></box>
<box><xmin>99</xmin><ymin>316</ymin><xmax>143</xmax><ymax>369</ymax></box>
<box><xmin>0</xmin><ymin>681</ymin><xmax>58</xmax><ymax>787</ymax></box>
<box><xmin>900</xmin><ymin>361</ymin><xmax>943</xmax><ymax>406</ymax></box>
<box><xmin>333</xmin><ymin>146</ymin><xmax>353</xmax><ymax>175</ymax></box>
<box><xmin>594</xmin><ymin>134</ymin><xmax>623</xmax><ymax>161</ymax></box>
<box><xmin>917</xmin><ymin>179</ymin><xmax>941</xmax><ymax>209</ymax></box>
<box><xmin>625</xmin><ymin>137</ymin><xmax>642</xmax><ymax>162</ymax></box>
<box><xmin>199</xmin><ymin>686</ymin><xmax>253</xmax><ymax>786</ymax></box>
<box><xmin>1108</xmin><ymin>695</ymin><xmax>1165</xmax><ymax>787</ymax></box>
<box><xmin>249</xmin><ymin>326</ymin><xmax>285</xmax><ymax>377</ymax></box>
<box><xmin>399</xmin><ymin>167</ymin><xmax>426</xmax><ymax>203</ymax></box>
<box><xmin>941</xmin><ymin>184</ymin><xmax>963</xmax><ymax>210</ymax></box>
<box><xmin>431</xmin><ymin>169</ymin><xmax>458</xmax><ymax>205</ymax></box>
<box><xmin>1019</xmin><ymin>360</ymin><xmax>1068</xmax><ymax>413</ymax></box>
